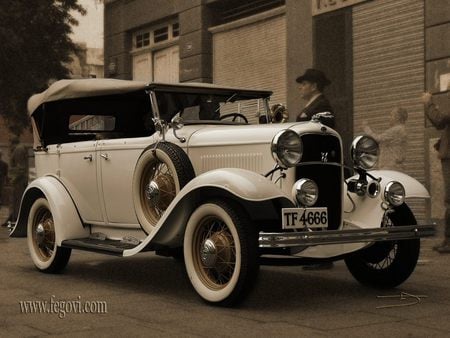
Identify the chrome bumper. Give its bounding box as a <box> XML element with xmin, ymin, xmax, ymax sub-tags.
<box><xmin>259</xmin><ymin>224</ymin><xmax>436</xmax><ymax>248</ymax></box>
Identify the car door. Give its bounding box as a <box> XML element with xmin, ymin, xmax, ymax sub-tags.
<box><xmin>58</xmin><ymin>140</ymin><xmax>105</xmax><ymax>223</ymax></box>
<box><xmin>97</xmin><ymin>137</ymin><xmax>152</xmax><ymax>226</ymax></box>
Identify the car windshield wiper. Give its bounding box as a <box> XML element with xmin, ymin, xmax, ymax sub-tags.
<box><xmin>217</xmin><ymin>93</ymin><xmax>237</xmax><ymax>112</ymax></box>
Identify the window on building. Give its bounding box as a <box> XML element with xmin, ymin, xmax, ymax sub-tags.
<box><xmin>172</xmin><ymin>22</ymin><xmax>180</xmax><ymax>37</ymax></box>
<box><xmin>136</xmin><ymin>32</ymin><xmax>150</xmax><ymax>48</ymax></box>
<box><xmin>133</xmin><ymin>21</ymin><xmax>179</xmax><ymax>51</ymax></box>
<box><xmin>154</xmin><ymin>27</ymin><xmax>169</xmax><ymax>43</ymax></box>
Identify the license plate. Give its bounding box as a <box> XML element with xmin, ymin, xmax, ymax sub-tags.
<box><xmin>282</xmin><ymin>207</ymin><xmax>328</xmax><ymax>229</ymax></box>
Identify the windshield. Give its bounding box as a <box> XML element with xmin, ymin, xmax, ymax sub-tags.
<box><xmin>155</xmin><ymin>92</ymin><xmax>268</xmax><ymax>124</ymax></box>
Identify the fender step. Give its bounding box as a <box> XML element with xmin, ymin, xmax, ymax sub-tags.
<box><xmin>61</xmin><ymin>237</ymin><xmax>140</xmax><ymax>256</ymax></box>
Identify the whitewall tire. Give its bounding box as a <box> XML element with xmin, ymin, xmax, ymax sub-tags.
<box><xmin>27</xmin><ymin>198</ymin><xmax>71</xmax><ymax>273</ymax></box>
<box><xmin>184</xmin><ymin>200</ymin><xmax>259</xmax><ymax>306</ymax></box>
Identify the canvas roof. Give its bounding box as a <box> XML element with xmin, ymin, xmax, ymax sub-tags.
<box><xmin>27</xmin><ymin>79</ymin><xmax>273</xmax><ymax>116</ymax></box>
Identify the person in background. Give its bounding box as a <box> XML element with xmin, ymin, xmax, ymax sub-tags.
<box><xmin>0</xmin><ymin>151</ymin><xmax>8</xmax><ymax>206</ymax></box>
<box><xmin>362</xmin><ymin>107</ymin><xmax>408</xmax><ymax>171</ymax></box>
<box><xmin>297</xmin><ymin>69</ymin><xmax>335</xmax><ymax>270</ymax></box>
<box><xmin>296</xmin><ymin>68</ymin><xmax>335</xmax><ymax>128</ymax></box>
<box><xmin>422</xmin><ymin>88</ymin><xmax>450</xmax><ymax>253</ymax></box>
<box><xmin>9</xmin><ymin>136</ymin><xmax>29</xmax><ymax>222</ymax></box>
<box><xmin>199</xmin><ymin>95</ymin><xmax>220</xmax><ymax>120</ymax></box>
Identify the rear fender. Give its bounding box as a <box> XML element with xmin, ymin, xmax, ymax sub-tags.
<box><xmin>123</xmin><ymin>168</ymin><xmax>293</xmax><ymax>256</ymax></box>
<box><xmin>10</xmin><ymin>176</ymin><xmax>88</xmax><ymax>245</ymax></box>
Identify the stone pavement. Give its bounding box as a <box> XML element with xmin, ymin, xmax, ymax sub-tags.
<box><xmin>0</xmin><ymin>215</ymin><xmax>449</xmax><ymax>337</ymax></box>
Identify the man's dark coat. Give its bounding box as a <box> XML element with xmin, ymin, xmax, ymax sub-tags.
<box><xmin>296</xmin><ymin>94</ymin><xmax>335</xmax><ymax>127</ymax></box>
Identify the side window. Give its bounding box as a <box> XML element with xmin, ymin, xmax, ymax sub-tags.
<box><xmin>69</xmin><ymin>115</ymin><xmax>116</xmax><ymax>131</ymax></box>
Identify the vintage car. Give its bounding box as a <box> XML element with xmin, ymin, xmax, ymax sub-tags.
<box><xmin>11</xmin><ymin>79</ymin><xmax>434</xmax><ymax>306</ymax></box>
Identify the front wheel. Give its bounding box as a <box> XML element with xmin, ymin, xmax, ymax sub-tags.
<box><xmin>183</xmin><ymin>200</ymin><xmax>259</xmax><ymax>306</ymax></box>
<box><xmin>27</xmin><ymin>198</ymin><xmax>71</xmax><ymax>273</ymax></box>
<box><xmin>345</xmin><ymin>204</ymin><xmax>420</xmax><ymax>288</ymax></box>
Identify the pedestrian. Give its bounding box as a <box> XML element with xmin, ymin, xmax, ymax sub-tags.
<box><xmin>421</xmin><ymin>88</ymin><xmax>450</xmax><ymax>253</ymax></box>
<box><xmin>296</xmin><ymin>68</ymin><xmax>335</xmax><ymax>269</ymax></box>
<box><xmin>9</xmin><ymin>136</ymin><xmax>29</xmax><ymax>222</ymax></box>
<box><xmin>0</xmin><ymin>151</ymin><xmax>8</xmax><ymax>206</ymax></box>
<box><xmin>296</xmin><ymin>68</ymin><xmax>335</xmax><ymax>127</ymax></box>
<box><xmin>362</xmin><ymin>107</ymin><xmax>408</xmax><ymax>171</ymax></box>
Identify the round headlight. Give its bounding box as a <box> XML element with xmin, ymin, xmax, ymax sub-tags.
<box><xmin>384</xmin><ymin>181</ymin><xmax>405</xmax><ymax>206</ymax></box>
<box><xmin>291</xmin><ymin>178</ymin><xmax>318</xmax><ymax>206</ymax></box>
<box><xmin>351</xmin><ymin>135</ymin><xmax>379</xmax><ymax>170</ymax></box>
<box><xmin>271</xmin><ymin>130</ymin><xmax>303</xmax><ymax>168</ymax></box>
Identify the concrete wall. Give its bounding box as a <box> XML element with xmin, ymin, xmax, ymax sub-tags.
<box><xmin>285</xmin><ymin>0</ymin><xmax>313</xmax><ymax>117</ymax></box>
<box><xmin>104</xmin><ymin>0</ymin><xmax>211</xmax><ymax>81</ymax></box>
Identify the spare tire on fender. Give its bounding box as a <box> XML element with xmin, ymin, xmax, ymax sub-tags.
<box><xmin>132</xmin><ymin>142</ymin><xmax>195</xmax><ymax>234</ymax></box>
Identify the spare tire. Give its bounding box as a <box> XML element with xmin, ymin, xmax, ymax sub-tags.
<box><xmin>133</xmin><ymin>142</ymin><xmax>195</xmax><ymax>234</ymax></box>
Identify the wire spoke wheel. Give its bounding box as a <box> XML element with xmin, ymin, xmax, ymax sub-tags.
<box><xmin>366</xmin><ymin>214</ymin><xmax>397</xmax><ymax>270</ymax></box>
<box><xmin>344</xmin><ymin>204</ymin><xmax>420</xmax><ymax>288</ymax></box>
<box><xmin>140</xmin><ymin>157</ymin><xmax>176</xmax><ymax>223</ymax></box>
<box><xmin>193</xmin><ymin>217</ymin><xmax>237</xmax><ymax>289</ymax></box>
<box><xmin>184</xmin><ymin>200</ymin><xmax>259</xmax><ymax>306</ymax></box>
<box><xmin>31</xmin><ymin>208</ymin><xmax>56</xmax><ymax>261</ymax></box>
<box><xmin>27</xmin><ymin>198</ymin><xmax>71</xmax><ymax>273</ymax></box>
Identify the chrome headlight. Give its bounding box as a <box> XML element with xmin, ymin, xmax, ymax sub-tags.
<box><xmin>384</xmin><ymin>181</ymin><xmax>405</xmax><ymax>206</ymax></box>
<box><xmin>351</xmin><ymin>135</ymin><xmax>379</xmax><ymax>170</ymax></box>
<box><xmin>292</xmin><ymin>178</ymin><xmax>318</xmax><ymax>206</ymax></box>
<box><xmin>271</xmin><ymin>130</ymin><xmax>303</xmax><ymax>168</ymax></box>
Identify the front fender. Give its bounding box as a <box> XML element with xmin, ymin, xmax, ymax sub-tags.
<box><xmin>369</xmin><ymin>170</ymin><xmax>430</xmax><ymax>198</ymax></box>
<box><xmin>10</xmin><ymin>176</ymin><xmax>88</xmax><ymax>245</ymax></box>
<box><xmin>123</xmin><ymin>168</ymin><xmax>293</xmax><ymax>256</ymax></box>
<box><xmin>344</xmin><ymin>170</ymin><xmax>429</xmax><ymax>230</ymax></box>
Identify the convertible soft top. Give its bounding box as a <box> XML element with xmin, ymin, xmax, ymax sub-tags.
<box><xmin>27</xmin><ymin>79</ymin><xmax>273</xmax><ymax>116</ymax></box>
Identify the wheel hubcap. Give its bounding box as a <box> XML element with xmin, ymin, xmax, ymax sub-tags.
<box><xmin>201</xmin><ymin>239</ymin><xmax>217</xmax><ymax>267</ymax></box>
<box><xmin>141</xmin><ymin>160</ymin><xmax>176</xmax><ymax>223</ymax></box>
<box><xmin>195</xmin><ymin>218</ymin><xmax>236</xmax><ymax>288</ymax></box>
<box><xmin>33</xmin><ymin>209</ymin><xmax>55</xmax><ymax>261</ymax></box>
<box><xmin>35</xmin><ymin>223</ymin><xmax>46</xmax><ymax>245</ymax></box>
<box><xmin>145</xmin><ymin>181</ymin><xmax>160</xmax><ymax>202</ymax></box>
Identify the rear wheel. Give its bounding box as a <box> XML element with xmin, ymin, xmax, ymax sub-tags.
<box><xmin>345</xmin><ymin>204</ymin><xmax>420</xmax><ymax>288</ymax></box>
<box><xmin>184</xmin><ymin>200</ymin><xmax>259</xmax><ymax>306</ymax></box>
<box><xmin>27</xmin><ymin>198</ymin><xmax>71</xmax><ymax>273</ymax></box>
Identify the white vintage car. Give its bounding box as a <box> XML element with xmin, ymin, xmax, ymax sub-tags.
<box><xmin>11</xmin><ymin>79</ymin><xmax>434</xmax><ymax>306</ymax></box>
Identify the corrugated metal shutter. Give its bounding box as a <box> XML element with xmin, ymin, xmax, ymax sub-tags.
<box><xmin>353</xmin><ymin>0</ymin><xmax>425</xmax><ymax>220</ymax></box>
<box><xmin>212</xmin><ymin>13</ymin><xmax>286</xmax><ymax>124</ymax></box>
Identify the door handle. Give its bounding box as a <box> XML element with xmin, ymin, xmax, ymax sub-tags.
<box><xmin>83</xmin><ymin>155</ymin><xmax>93</xmax><ymax>162</ymax></box>
<box><xmin>100</xmin><ymin>153</ymin><xmax>109</xmax><ymax>160</ymax></box>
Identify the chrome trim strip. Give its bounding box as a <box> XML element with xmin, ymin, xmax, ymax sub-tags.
<box><xmin>259</xmin><ymin>224</ymin><xmax>436</xmax><ymax>248</ymax></box>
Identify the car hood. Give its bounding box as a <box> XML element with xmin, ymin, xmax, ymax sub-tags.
<box><xmin>182</xmin><ymin>121</ymin><xmax>335</xmax><ymax>147</ymax></box>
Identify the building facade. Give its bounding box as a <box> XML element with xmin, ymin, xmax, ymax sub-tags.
<box><xmin>104</xmin><ymin>0</ymin><xmax>450</xmax><ymax>221</ymax></box>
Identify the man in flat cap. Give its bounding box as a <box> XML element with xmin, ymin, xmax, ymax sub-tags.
<box><xmin>296</xmin><ymin>68</ymin><xmax>335</xmax><ymax>128</ymax></box>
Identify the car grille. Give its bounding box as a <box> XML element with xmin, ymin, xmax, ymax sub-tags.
<box><xmin>296</xmin><ymin>134</ymin><xmax>342</xmax><ymax>230</ymax></box>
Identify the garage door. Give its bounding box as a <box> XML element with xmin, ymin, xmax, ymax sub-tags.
<box><xmin>211</xmin><ymin>12</ymin><xmax>286</xmax><ymax>123</ymax></box>
<box><xmin>353</xmin><ymin>0</ymin><xmax>425</xmax><ymax>219</ymax></box>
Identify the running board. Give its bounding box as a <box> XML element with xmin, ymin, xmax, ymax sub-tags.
<box><xmin>259</xmin><ymin>224</ymin><xmax>436</xmax><ymax>248</ymax></box>
<box><xmin>61</xmin><ymin>237</ymin><xmax>140</xmax><ymax>256</ymax></box>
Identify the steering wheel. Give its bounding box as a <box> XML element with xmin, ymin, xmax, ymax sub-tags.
<box><xmin>219</xmin><ymin>113</ymin><xmax>248</xmax><ymax>124</ymax></box>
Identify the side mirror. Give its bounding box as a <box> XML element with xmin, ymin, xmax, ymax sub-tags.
<box><xmin>170</xmin><ymin>116</ymin><xmax>186</xmax><ymax>143</ymax></box>
<box><xmin>170</xmin><ymin>115</ymin><xmax>184</xmax><ymax>130</ymax></box>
